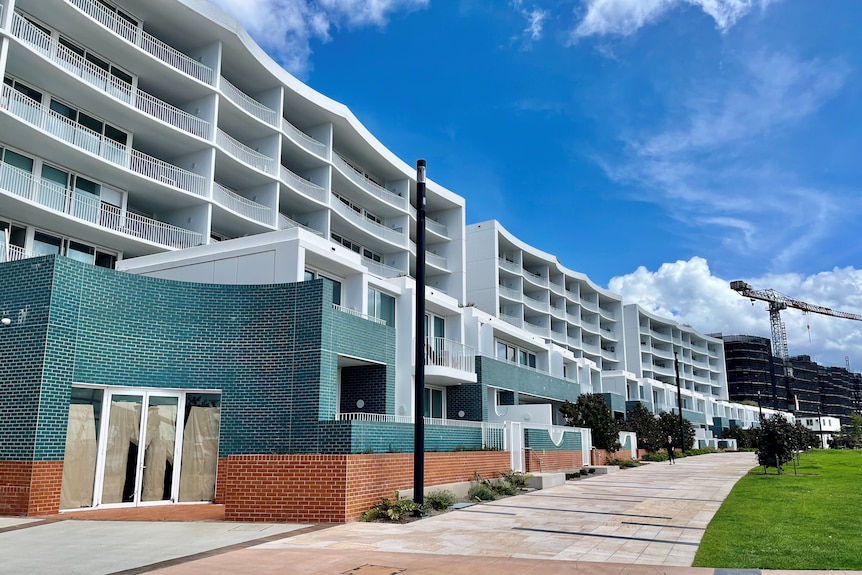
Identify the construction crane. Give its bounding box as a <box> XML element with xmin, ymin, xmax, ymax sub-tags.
<box><xmin>730</xmin><ymin>280</ymin><xmax>862</xmax><ymax>410</ymax></box>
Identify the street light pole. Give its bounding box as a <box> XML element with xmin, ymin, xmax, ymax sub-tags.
<box><xmin>413</xmin><ymin>159</ymin><xmax>427</xmax><ymax>513</ymax></box>
<box><xmin>674</xmin><ymin>352</ymin><xmax>685</xmax><ymax>453</ymax></box>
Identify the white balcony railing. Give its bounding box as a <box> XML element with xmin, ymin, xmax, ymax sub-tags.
<box><xmin>498</xmin><ymin>257</ymin><xmax>521</xmax><ymax>274</ymax></box>
<box><xmin>278</xmin><ymin>213</ymin><xmax>323</xmax><ymax>236</ymax></box>
<box><xmin>523</xmin><ymin>270</ymin><xmax>548</xmax><ymax>288</ymax></box>
<box><xmin>425</xmin><ymin>217</ymin><xmax>448</xmax><ymax>237</ymax></box>
<box><xmin>279</xmin><ymin>165</ymin><xmax>327</xmax><ymax>203</ymax></box>
<box><xmin>523</xmin><ymin>294</ymin><xmax>549</xmax><ymax>312</ymax></box>
<box><xmin>0</xmin><ymin>163</ymin><xmax>202</xmax><ymax>249</ymax></box>
<box><xmin>129</xmin><ymin>150</ymin><xmax>206</xmax><ymax>196</ymax></box>
<box><xmin>524</xmin><ymin>321</ymin><xmax>549</xmax><ymax>337</ymax></box>
<box><xmin>332</xmin><ymin>154</ymin><xmax>407</xmax><ymax>211</ymax></box>
<box><xmin>3</xmin><ymin>243</ymin><xmax>37</xmax><ymax>262</ymax></box>
<box><xmin>499</xmin><ymin>313</ymin><xmax>523</xmax><ymax>328</ymax></box>
<box><xmin>220</xmin><ymin>77</ymin><xmax>278</xmax><ymax>126</ymax></box>
<box><xmin>216</xmin><ymin>129</ymin><xmax>275</xmax><ymax>174</ymax></box>
<box><xmin>330</xmin><ymin>194</ymin><xmax>406</xmax><ymax>245</ymax></box>
<box><xmin>425</xmin><ymin>250</ymin><xmax>448</xmax><ymax>270</ymax></box>
<box><xmin>0</xmin><ymin>84</ymin><xmax>206</xmax><ymax>196</ymax></box>
<box><xmin>498</xmin><ymin>285</ymin><xmax>521</xmax><ymax>300</ymax></box>
<box><xmin>11</xmin><ymin>14</ymin><xmax>210</xmax><ymax>139</ymax></box>
<box><xmin>331</xmin><ymin>303</ymin><xmax>387</xmax><ymax>325</ymax></box>
<box><xmin>100</xmin><ymin>204</ymin><xmax>203</xmax><ymax>249</ymax></box>
<box><xmin>424</xmin><ymin>337</ymin><xmax>476</xmax><ymax>373</ymax></box>
<box><xmin>213</xmin><ymin>182</ymin><xmax>272</xmax><ymax>225</ymax></box>
<box><xmin>281</xmin><ymin>117</ymin><xmax>327</xmax><ymax>158</ymax></box>
<box><xmin>66</xmin><ymin>0</ymin><xmax>215</xmax><ymax>85</ymax></box>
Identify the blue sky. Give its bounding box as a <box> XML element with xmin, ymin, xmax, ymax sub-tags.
<box><xmin>210</xmin><ymin>0</ymin><xmax>862</xmax><ymax>367</ymax></box>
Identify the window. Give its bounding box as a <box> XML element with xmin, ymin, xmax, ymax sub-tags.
<box><xmin>30</xmin><ymin>230</ymin><xmax>116</xmax><ymax>267</ymax></box>
<box><xmin>368</xmin><ymin>287</ymin><xmax>395</xmax><ymax>326</ymax></box>
<box><xmin>4</xmin><ymin>76</ymin><xmax>43</xmax><ymax>103</ymax></box>
<box><xmin>48</xmin><ymin>97</ymin><xmax>128</xmax><ymax>145</ymax></box>
<box><xmin>424</xmin><ymin>387</ymin><xmax>444</xmax><ymax>419</ymax></box>
<box><xmin>305</xmin><ymin>269</ymin><xmax>342</xmax><ymax>305</ymax></box>
<box><xmin>330</xmin><ymin>232</ymin><xmax>384</xmax><ymax>263</ymax></box>
<box><xmin>496</xmin><ymin>340</ymin><xmax>535</xmax><ymax>368</ymax></box>
<box><xmin>425</xmin><ymin>313</ymin><xmax>445</xmax><ymax>340</ymax></box>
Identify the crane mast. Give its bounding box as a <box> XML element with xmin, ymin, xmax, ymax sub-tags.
<box><xmin>730</xmin><ymin>280</ymin><xmax>862</xmax><ymax>411</ymax></box>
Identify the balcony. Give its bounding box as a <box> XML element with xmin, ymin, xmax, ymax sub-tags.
<box><xmin>425</xmin><ymin>217</ymin><xmax>448</xmax><ymax>238</ymax></box>
<box><xmin>10</xmin><ymin>14</ymin><xmax>210</xmax><ymax>139</ymax></box>
<box><xmin>279</xmin><ymin>165</ymin><xmax>327</xmax><ymax>204</ymax></box>
<box><xmin>331</xmin><ymin>303</ymin><xmax>386</xmax><ymax>325</ymax></box>
<box><xmin>498</xmin><ymin>285</ymin><xmax>522</xmax><ymax>301</ymax></box>
<box><xmin>0</xmin><ymin>241</ymin><xmax>37</xmax><ymax>263</ymax></box>
<box><xmin>330</xmin><ymin>193</ymin><xmax>406</xmax><ymax>246</ymax></box>
<box><xmin>522</xmin><ymin>269</ymin><xmax>548</xmax><ymax>288</ymax></box>
<box><xmin>277</xmin><ymin>213</ymin><xmax>322</xmax><ymax>236</ymax></box>
<box><xmin>363</xmin><ymin>258</ymin><xmax>407</xmax><ymax>279</ymax></box>
<box><xmin>0</xmin><ymin>163</ymin><xmax>203</xmax><ymax>249</ymax></box>
<box><xmin>523</xmin><ymin>294</ymin><xmax>549</xmax><ymax>313</ymax></box>
<box><xmin>598</xmin><ymin>306</ymin><xmax>616</xmax><ymax>320</ymax></box>
<box><xmin>425</xmin><ymin>251</ymin><xmax>448</xmax><ymax>271</ymax></box>
<box><xmin>282</xmin><ymin>117</ymin><xmax>327</xmax><ymax>158</ymax></box>
<box><xmin>524</xmin><ymin>320</ymin><xmax>549</xmax><ymax>337</ymax></box>
<box><xmin>566</xmin><ymin>312</ymin><xmax>581</xmax><ymax>326</ymax></box>
<box><xmin>220</xmin><ymin>77</ymin><xmax>277</xmax><ymax>127</ymax></box>
<box><xmin>216</xmin><ymin>129</ymin><xmax>276</xmax><ymax>174</ymax></box>
<box><xmin>213</xmin><ymin>183</ymin><xmax>272</xmax><ymax>226</ymax></box>
<box><xmin>1</xmin><ymin>84</ymin><xmax>207</xmax><ymax>196</ymax></box>
<box><xmin>499</xmin><ymin>313</ymin><xmax>523</xmax><ymax>328</ymax></box>
<box><xmin>498</xmin><ymin>257</ymin><xmax>521</xmax><ymax>274</ymax></box>
<box><xmin>66</xmin><ymin>0</ymin><xmax>215</xmax><ymax>85</ymax></box>
<box><xmin>423</xmin><ymin>337</ymin><xmax>477</xmax><ymax>385</ymax></box>
<box><xmin>332</xmin><ymin>154</ymin><xmax>406</xmax><ymax>211</ymax></box>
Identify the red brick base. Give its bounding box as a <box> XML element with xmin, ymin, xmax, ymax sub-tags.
<box><xmin>525</xmin><ymin>450</ymin><xmax>582</xmax><ymax>473</ymax></box>
<box><xmin>222</xmin><ymin>451</ymin><xmax>512</xmax><ymax>523</ymax></box>
<box><xmin>0</xmin><ymin>460</ymin><xmax>64</xmax><ymax>516</ymax></box>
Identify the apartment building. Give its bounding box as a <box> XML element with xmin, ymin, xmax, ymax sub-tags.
<box><xmin>0</xmin><ymin>0</ymin><xmax>773</xmax><ymax>520</ymax></box>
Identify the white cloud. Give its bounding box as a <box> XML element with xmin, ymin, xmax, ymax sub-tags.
<box><xmin>510</xmin><ymin>1</ymin><xmax>549</xmax><ymax>46</ymax></box>
<box><xmin>572</xmin><ymin>0</ymin><xmax>773</xmax><ymax>38</ymax></box>
<box><xmin>209</xmin><ymin>0</ymin><xmax>428</xmax><ymax>76</ymax></box>
<box><xmin>609</xmin><ymin>258</ymin><xmax>862</xmax><ymax>368</ymax></box>
<box><xmin>606</xmin><ymin>51</ymin><xmax>852</xmax><ymax>272</ymax></box>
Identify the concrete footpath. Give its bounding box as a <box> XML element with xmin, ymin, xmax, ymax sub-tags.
<box><xmin>1</xmin><ymin>452</ymin><xmax>856</xmax><ymax>575</ymax></box>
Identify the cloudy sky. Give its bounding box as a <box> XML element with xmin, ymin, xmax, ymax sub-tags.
<box><xmin>209</xmin><ymin>0</ymin><xmax>862</xmax><ymax>368</ymax></box>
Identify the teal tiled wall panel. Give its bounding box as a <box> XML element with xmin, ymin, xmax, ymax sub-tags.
<box><xmin>524</xmin><ymin>428</ymin><xmax>582</xmax><ymax>451</ymax></box>
<box><xmin>476</xmin><ymin>357</ymin><xmax>580</xmax><ymax>404</ymax></box>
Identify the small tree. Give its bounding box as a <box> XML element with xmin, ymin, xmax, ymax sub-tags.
<box><xmin>757</xmin><ymin>414</ymin><xmax>795</xmax><ymax>471</ymax></box>
<box><xmin>622</xmin><ymin>402</ymin><xmax>662</xmax><ymax>452</ymax></box>
<box><xmin>723</xmin><ymin>425</ymin><xmax>760</xmax><ymax>449</ymax></box>
<box><xmin>849</xmin><ymin>414</ymin><xmax>862</xmax><ymax>448</ymax></box>
<box><xmin>657</xmin><ymin>411</ymin><xmax>695</xmax><ymax>451</ymax></box>
<box><xmin>560</xmin><ymin>394</ymin><xmax>620</xmax><ymax>451</ymax></box>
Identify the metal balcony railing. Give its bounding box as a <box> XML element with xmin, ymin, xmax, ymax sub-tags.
<box><xmin>213</xmin><ymin>182</ymin><xmax>273</xmax><ymax>225</ymax></box>
<box><xmin>332</xmin><ymin>154</ymin><xmax>406</xmax><ymax>211</ymax></box>
<box><xmin>216</xmin><ymin>129</ymin><xmax>276</xmax><ymax>174</ymax></box>
<box><xmin>330</xmin><ymin>194</ymin><xmax>406</xmax><ymax>245</ymax></box>
<box><xmin>66</xmin><ymin>0</ymin><xmax>215</xmax><ymax>85</ymax></box>
<box><xmin>281</xmin><ymin>117</ymin><xmax>327</xmax><ymax>158</ymax></box>
<box><xmin>424</xmin><ymin>337</ymin><xmax>476</xmax><ymax>373</ymax></box>
<box><xmin>277</xmin><ymin>213</ymin><xmax>323</xmax><ymax>236</ymax></box>
<box><xmin>11</xmin><ymin>14</ymin><xmax>210</xmax><ymax>139</ymax></box>
<box><xmin>220</xmin><ymin>77</ymin><xmax>278</xmax><ymax>126</ymax></box>
<box><xmin>279</xmin><ymin>165</ymin><xmax>327</xmax><ymax>203</ymax></box>
<box><xmin>331</xmin><ymin>303</ymin><xmax>387</xmax><ymax>325</ymax></box>
<box><xmin>0</xmin><ymin>163</ymin><xmax>202</xmax><ymax>249</ymax></box>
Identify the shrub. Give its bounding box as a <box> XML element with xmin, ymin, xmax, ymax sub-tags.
<box><xmin>361</xmin><ymin>493</ymin><xmax>418</xmax><ymax>521</ymax></box>
<box><xmin>579</xmin><ymin>468</ymin><xmax>588</xmax><ymax>476</ymax></box>
<box><xmin>468</xmin><ymin>483</ymin><xmax>497</xmax><ymax>501</ymax></box>
<box><xmin>499</xmin><ymin>470</ymin><xmax>531</xmax><ymax>490</ymax></box>
<box><xmin>641</xmin><ymin>452</ymin><xmax>668</xmax><ymax>462</ymax></box>
<box><xmin>424</xmin><ymin>490</ymin><xmax>457</xmax><ymax>511</ymax></box>
<box><xmin>606</xmin><ymin>457</ymin><xmax>640</xmax><ymax>468</ymax></box>
<box><xmin>587</xmin><ymin>467</ymin><xmax>596</xmax><ymax>474</ymax></box>
<box><xmin>565</xmin><ymin>472</ymin><xmax>580</xmax><ymax>480</ymax></box>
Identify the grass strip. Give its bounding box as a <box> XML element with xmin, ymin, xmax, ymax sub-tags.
<box><xmin>693</xmin><ymin>450</ymin><xmax>862</xmax><ymax>569</ymax></box>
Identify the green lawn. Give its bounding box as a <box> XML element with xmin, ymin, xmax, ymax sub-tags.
<box><xmin>693</xmin><ymin>450</ymin><xmax>862</xmax><ymax>569</ymax></box>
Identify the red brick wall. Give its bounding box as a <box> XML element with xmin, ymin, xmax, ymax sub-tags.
<box><xmin>223</xmin><ymin>451</ymin><xmax>511</xmax><ymax>523</ymax></box>
<box><xmin>28</xmin><ymin>461</ymin><xmax>64</xmax><ymax>516</ymax></box>
<box><xmin>0</xmin><ymin>461</ymin><xmax>33</xmax><ymax>516</ymax></box>
<box><xmin>525</xmin><ymin>450</ymin><xmax>582</xmax><ymax>473</ymax></box>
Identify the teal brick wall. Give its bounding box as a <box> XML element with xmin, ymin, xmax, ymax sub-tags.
<box><xmin>524</xmin><ymin>428</ymin><xmax>582</xmax><ymax>451</ymax></box>
<box><xmin>0</xmin><ymin>256</ymin><xmax>396</xmax><ymax>461</ymax></box>
<box><xmin>476</xmin><ymin>357</ymin><xmax>580</xmax><ymax>406</ymax></box>
<box><xmin>602</xmin><ymin>392</ymin><xmax>626</xmax><ymax>415</ymax></box>
<box><xmin>344</xmin><ymin>421</ymin><xmax>490</xmax><ymax>453</ymax></box>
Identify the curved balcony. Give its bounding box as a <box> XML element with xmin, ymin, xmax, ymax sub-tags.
<box><xmin>581</xmin><ymin>341</ymin><xmax>601</xmax><ymax>356</ymax></box>
<box><xmin>278</xmin><ymin>213</ymin><xmax>322</xmax><ymax>236</ymax></box>
<box><xmin>580</xmin><ymin>297</ymin><xmax>599</xmax><ymax>313</ymax></box>
<box><xmin>499</xmin><ymin>313</ymin><xmax>523</xmax><ymax>328</ymax></box>
<box><xmin>213</xmin><ymin>183</ymin><xmax>272</xmax><ymax>226</ymax></box>
<box><xmin>1</xmin><ymin>84</ymin><xmax>207</xmax><ymax>196</ymax></box>
<box><xmin>332</xmin><ymin>154</ymin><xmax>406</xmax><ymax>211</ymax></box>
<box><xmin>580</xmin><ymin>316</ymin><xmax>601</xmax><ymax>336</ymax></box>
<box><xmin>330</xmin><ymin>193</ymin><xmax>406</xmax><ymax>246</ymax></box>
<box><xmin>601</xmin><ymin>347</ymin><xmax>618</xmax><ymax>360</ymax></box>
<box><xmin>0</xmin><ymin>163</ymin><xmax>203</xmax><ymax>249</ymax></box>
<box><xmin>498</xmin><ymin>285</ymin><xmax>522</xmax><ymax>302</ymax></box>
<box><xmin>498</xmin><ymin>257</ymin><xmax>521</xmax><ymax>274</ymax></box>
<box><xmin>549</xmin><ymin>279</ymin><xmax>565</xmax><ymax>294</ymax></box>
<box><xmin>279</xmin><ymin>165</ymin><xmax>326</xmax><ymax>204</ymax></box>
<box><xmin>67</xmin><ymin>0</ymin><xmax>215</xmax><ymax>85</ymax></box>
<box><xmin>10</xmin><ymin>14</ymin><xmax>211</xmax><ymax>140</ymax></box>
<box><xmin>425</xmin><ymin>217</ymin><xmax>448</xmax><ymax>239</ymax></box>
<box><xmin>363</xmin><ymin>259</ymin><xmax>407</xmax><ymax>279</ymax></box>
<box><xmin>425</xmin><ymin>250</ymin><xmax>448</xmax><ymax>272</ymax></box>
<box><xmin>566</xmin><ymin>312</ymin><xmax>581</xmax><ymax>326</ymax></box>
<box><xmin>550</xmin><ymin>304</ymin><xmax>566</xmax><ymax>319</ymax></box>
<box><xmin>524</xmin><ymin>320</ymin><xmax>549</xmax><ymax>338</ymax></box>
<box><xmin>598</xmin><ymin>306</ymin><xmax>616</xmax><ymax>320</ymax></box>
<box><xmin>522</xmin><ymin>270</ymin><xmax>548</xmax><ymax>288</ymax></box>
<box><xmin>550</xmin><ymin>329</ymin><xmax>568</xmax><ymax>345</ymax></box>
<box><xmin>216</xmin><ymin>129</ymin><xmax>276</xmax><ymax>174</ymax></box>
<box><xmin>650</xmin><ymin>328</ymin><xmax>673</xmax><ymax>343</ymax></box>
<box><xmin>523</xmin><ymin>294</ymin><xmax>549</xmax><ymax>313</ymax></box>
<box><xmin>220</xmin><ymin>76</ymin><xmax>277</xmax><ymax>127</ymax></box>
<box><xmin>282</xmin><ymin>117</ymin><xmax>327</xmax><ymax>158</ymax></box>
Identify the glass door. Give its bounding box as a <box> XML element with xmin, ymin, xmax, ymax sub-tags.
<box><xmin>96</xmin><ymin>391</ymin><xmax>182</xmax><ymax>507</ymax></box>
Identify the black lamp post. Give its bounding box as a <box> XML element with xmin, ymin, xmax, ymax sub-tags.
<box><xmin>413</xmin><ymin>159</ymin><xmax>426</xmax><ymax>513</ymax></box>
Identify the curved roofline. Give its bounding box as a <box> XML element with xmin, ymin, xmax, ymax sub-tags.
<box><xmin>179</xmin><ymin>0</ymin><xmax>463</xmax><ymax>206</ymax></box>
<box><xmin>625</xmin><ymin>303</ymin><xmax>723</xmax><ymax>343</ymax></box>
<box><xmin>475</xmin><ymin>220</ymin><xmax>621</xmax><ymax>301</ymax></box>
